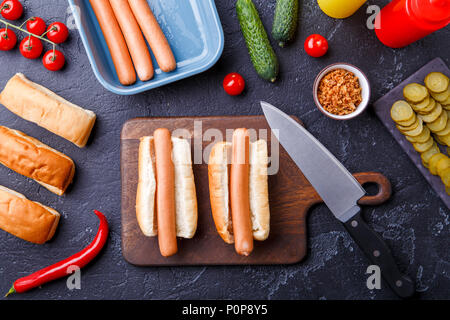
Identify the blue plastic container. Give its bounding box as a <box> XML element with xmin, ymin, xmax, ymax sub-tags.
<box><xmin>68</xmin><ymin>0</ymin><xmax>224</xmax><ymax>95</ymax></box>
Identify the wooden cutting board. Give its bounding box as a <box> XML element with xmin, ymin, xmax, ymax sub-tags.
<box><xmin>121</xmin><ymin>116</ymin><xmax>391</xmax><ymax>266</ymax></box>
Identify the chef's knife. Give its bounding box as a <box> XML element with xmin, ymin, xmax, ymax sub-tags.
<box><xmin>261</xmin><ymin>101</ymin><xmax>415</xmax><ymax>298</ymax></box>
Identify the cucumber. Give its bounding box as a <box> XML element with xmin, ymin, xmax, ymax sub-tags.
<box><xmin>272</xmin><ymin>0</ymin><xmax>299</xmax><ymax>47</ymax></box>
<box><xmin>236</xmin><ymin>0</ymin><xmax>279</xmax><ymax>82</ymax></box>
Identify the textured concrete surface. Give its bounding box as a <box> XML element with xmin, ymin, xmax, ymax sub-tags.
<box><xmin>0</xmin><ymin>0</ymin><xmax>449</xmax><ymax>300</ymax></box>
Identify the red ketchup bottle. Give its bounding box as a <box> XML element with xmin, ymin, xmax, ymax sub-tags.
<box><xmin>375</xmin><ymin>0</ymin><xmax>450</xmax><ymax>48</ymax></box>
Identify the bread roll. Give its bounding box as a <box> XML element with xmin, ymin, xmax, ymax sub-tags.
<box><xmin>0</xmin><ymin>185</ymin><xmax>60</xmax><ymax>244</ymax></box>
<box><xmin>0</xmin><ymin>73</ymin><xmax>96</xmax><ymax>148</ymax></box>
<box><xmin>208</xmin><ymin>138</ymin><xmax>270</xmax><ymax>245</ymax></box>
<box><xmin>136</xmin><ymin>134</ymin><xmax>197</xmax><ymax>240</ymax></box>
<box><xmin>136</xmin><ymin>136</ymin><xmax>157</xmax><ymax>236</ymax></box>
<box><xmin>208</xmin><ymin>142</ymin><xmax>233</xmax><ymax>244</ymax></box>
<box><xmin>0</xmin><ymin>126</ymin><xmax>75</xmax><ymax>196</ymax></box>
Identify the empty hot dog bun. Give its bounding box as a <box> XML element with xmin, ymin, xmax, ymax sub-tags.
<box><xmin>0</xmin><ymin>185</ymin><xmax>60</xmax><ymax>244</ymax></box>
<box><xmin>0</xmin><ymin>73</ymin><xmax>96</xmax><ymax>148</ymax></box>
<box><xmin>136</xmin><ymin>133</ymin><xmax>197</xmax><ymax>242</ymax></box>
<box><xmin>0</xmin><ymin>126</ymin><xmax>75</xmax><ymax>196</ymax></box>
<box><xmin>208</xmin><ymin>137</ymin><xmax>270</xmax><ymax>246</ymax></box>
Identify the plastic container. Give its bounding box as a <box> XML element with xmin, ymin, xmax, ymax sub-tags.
<box><xmin>375</xmin><ymin>0</ymin><xmax>450</xmax><ymax>48</ymax></box>
<box><xmin>68</xmin><ymin>0</ymin><xmax>224</xmax><ymax>95</ymax></box>
<box><xmin>317</xmin><ymin>0</ymin><xmax>366</xmax><ymax>19</ymax></box>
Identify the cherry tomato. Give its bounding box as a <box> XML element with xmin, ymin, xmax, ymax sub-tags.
<box><xmin>27</xmin><ymin>17</ymin><xmax>47</xmax><ymax>36</ymax></box>
<box><xmin>42</xmin><ymin>49</ymin><xmax>65</xmax><ymax>71</ymax></box>
<box><xmin>304</xmin><ymin>34</ymin><xmax>329</xmax><ymax>58</ymax></box>
<box><xmin>46</xmin><ymin>22</ymin><xmax>69</xmax><ymax>44</ymax></box>
<box><xmin>223</xmin><ymin>73</ymin><xmax>245</xmax><ymax>96</ymax></box>
<box><xmin>0</xmin><ymin>0</ymin><xmax>23</xmax><ymax>20</ymax></box>
<box><xmin>19</xmin><ymin>36</ymin><xmax>43</xmax><ymax>59</ymax></box>
<box><xmin>0</xmin><ymin>28</ymin><xmax>17</xmax><ymax>50</ymax></box>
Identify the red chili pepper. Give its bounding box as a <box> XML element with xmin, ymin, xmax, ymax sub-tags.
<box><xmin>5</xmin><ymin>210</ymin><xmax>109</xmax><ymax>297</ymax></box>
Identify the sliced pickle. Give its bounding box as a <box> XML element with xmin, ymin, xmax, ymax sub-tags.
<box><xmin>429</xmin><ymin>153</ymin><xmax>447</xmax><ymax>175</ymax></box>
<box><xmin>403</xmin><ymin>83</ymin><xmax>429</xmax><ymax>103</ymax></box>
<box><xmin>416</xmin><ymin>98</ymin><xmax>437</xmax><ymax>114</ymax></box>
<box><xmin>440</xmin><ymin>132</ymin><xmax>450</xmax><ymax>146</ymax></box>
<box><xmin>406</xmin><ymin>126</ymin><xmax>430</xmax><ymax>143</ymax></box>
<box><xmin>412</xmin><ymin>96</ymin><xmax>431</xmax><ymax>111</ymax></box>
<box><xmin>418</xmin><ymin>103</ymin><xmax>443</xmax><ymax>123</ymax></box>
<box><xmin>431</xmin><ymin>87</ymin><xmax>450</xmax><ymax>102</ymax></box>
<box><xmin>396</xmin><ymin>117</ymin><xmax>420</xmax><ymax>131</ymax></box>
<box><xmin>440</xmin><ymin>167</ymin><xmax>450</xmax><ymax>187</ymax></box>
<box><xmin>413</xmin><ymin>137</ymin><xmax>434</xmax><ymax>153</ymax></box>
<box><xmin>402</xmin><ymin>119</ymin><xmax>424</xmax><ymax>137</ymax></box>
<box><xmin>391</xmin><ymin>100</ymin><xmax>415</xmax><ymax>123</ymax></box>
<box><xmin>435</xmin><ymin>134</ymin><xmax>446</xmax><ymax>146</ymax></box>
<box><xmin>436</xmin><ymin>114</ymin><xmax>450</xmax><ymax>136</ymax></box>
<box><xmin>421</xmin><ymin>143</ymin><xmax>440</xmax><ymax>164</ymax></box>
<box><xmin>427</xmin><ymin>109</ymin><xmax>448</xmax><ymax>132</ymax></box>
<box><xmin>424</xmin><ymin>72</ymin><xmax>449</xmax><ymax>93</ymax></box>
<box><xmin>397</xmin><ymin>114</ymin><xmax>417</xmax><ymax>127</ymax></box>
<box><xmin>436</xmin><ymin>157</ymin><xmax>450</xmax><ymax>176</ymax></box>
<box><xmin>442</xmin><ymin>96</ymin><xmax>450</xmax><ymax>107</ymax></box>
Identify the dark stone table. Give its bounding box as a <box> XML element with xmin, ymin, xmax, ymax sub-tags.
<box><xmin>0</xmin><ymin>0</ymin><xmax>448</xmax><ymax>300</ymax></box>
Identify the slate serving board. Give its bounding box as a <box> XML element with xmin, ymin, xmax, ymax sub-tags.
<box><xmin>373</xmin><ymin>57</ymin><xmax>450</xmax><ymax>209</ymax></box>
<box><xmin>120</xmin><ymin>116</ymin><xmax>391</xmax><ymax>266</ymax></box>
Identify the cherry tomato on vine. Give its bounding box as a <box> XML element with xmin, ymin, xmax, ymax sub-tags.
<box><xmin>27</xmin><ymin>17</ymin><xmax>47</xmax><ymax>36</ymax></box>
<box><xmin>42</xmin><ymin>49</ymin><xmax>65</xmax><ymax>71</ymax></box>
<box><xmin>19</xmin><ymin>36</ymin><xmax>43</xmax><ymax>59</ymax></box>
<box><xmin>0</xmin><ymin>28</ymin><xmax>17</xmax><ymax>50</ymax></box>
<box><xmin>46</xmin><ymin>22</ymin><xmax>69</xmax><ymax>44</ymax></box>
<box><xmin>0</xmin><ymin>0</ymin><xmax>23</xmax><ymax>20</ymax></box>
<box><xmin>304</xmin><ymin>34</ymin><xmax>329</xmax><ymax>58</ymax></box>
<box><xmin>223</xmin><ymin>73</ymin><xmax>245</xmax><ymax>96</ymax></box>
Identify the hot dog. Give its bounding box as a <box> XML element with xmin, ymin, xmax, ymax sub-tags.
<box><xmin>109</xmin><ymin>0</ymin><xmax>154</xmax><ymax>81</ymax></box>
<box><xmin>89</xmin><ymin>0</ymin><xmax>136</xmax><ymax>85</ymax></box>
<box><xmin>128</xmin><ymin>0</ymin><xmax>177</xmax><ymax>73</ymax></box>
<box><xmin>208</xmin><ymin>133</ymin><xmax>270</xmax><ymax>253</ymax></box>
<box><xmin>153</xmin><ymin>128</ymin><xmax>177</xmax><ymax>257</ymax></box>
<box><xmin>136</xmin><ymin>133</ymin><xmax>197</xmax><ymax>256</ymax></box>
<box><xmin>230</xmin><ymin>128</ymin><xmax>254</xmax><ymax>256</ymax></box>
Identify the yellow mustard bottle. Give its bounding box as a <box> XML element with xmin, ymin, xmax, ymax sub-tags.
<box><xmin>317</xmin><ymin>0</ymin><xmax>367</xmax><ymax>19</ymax></box>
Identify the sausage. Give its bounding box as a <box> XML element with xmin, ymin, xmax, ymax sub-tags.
<box><xmin>153</xmin><ymin>128</ymin><xmax>178</xmax><ymax>257</ymax></box>
<box><xmin>230</xmin><ymin>128</ymin><xmax>254</xmax><ymax>256</ymax></box>
<box><xmin>109</xmin><ymin>0</ymin><xmax>154</xmax><ymax>81</ymax></box>
<box><xmin>128</xmin><ymin>0</ymin><xmax>177</xmax><ymax>73</ymax></box>
<box><xmin>89</xmin><ymin>0</ymin><xmax>136</xmax><ymax>85</ymax></box>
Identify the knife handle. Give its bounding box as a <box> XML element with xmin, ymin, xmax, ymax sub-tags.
<box><xmin>344</xmin><ymin>211</ymin><xmax>415</xmax><ymax>298</ymax></box>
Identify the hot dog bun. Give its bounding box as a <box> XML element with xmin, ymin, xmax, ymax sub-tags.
<box><xmin>208</xmin><ymin>135</ymin><xmax>270</xmax><ymax>249</ymax></box>
<box><xmin>136</xmin><ymin>131</ymin><xmax>197</xmax><ymax>256</ymax></box>
<box><xmin>136</xmin><ymin>136</ymin><xmax>157</xmax><ymax>237</ymax></box>
<box><xmin>208</xmin><ymin>141</ymin><xmax>234</xmax><ymax>244</ymax></box>
<box><xmin>172</xmin><ymin>137</ymin><xmax>197</xmax><ymax>238</ymax></box>
<box><xmin>0</xmin><ymin>185</ymin><xmax>60</xmax><ymax>244</ymax></box>
<box><xmin>0</xmin><ymin>126</ymin><xmax>75</xmax><ymax>196</ymax></box>
<box><xmin>249</xmin><ymin>139</ymin><xmax>270</xmax><ymax>241</ymax></box>
<box><xmin>0</xmin><ymin>73</ymin><xmax>96</xmax><ymax>148</ymax></box>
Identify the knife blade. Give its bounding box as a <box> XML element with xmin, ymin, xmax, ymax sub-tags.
<box><xmin>261</xmin><ymin>101</ymin><xmax>415</xmax><ymax>298</ymax></box>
